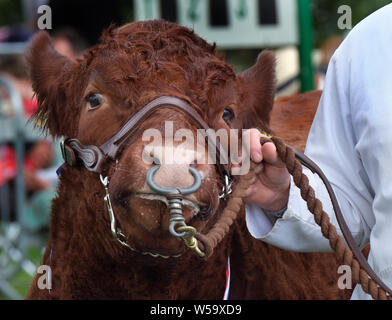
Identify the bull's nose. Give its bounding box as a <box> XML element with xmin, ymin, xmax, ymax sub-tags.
<box><xmin>147</xmin><ymin>163</ymin><xmax>199</xmax><ymax>191</ymax></box>
<box><xmin>146</xmin><ymin>144</ymin><xmax>202</xmax><ymax>190</ymax></box>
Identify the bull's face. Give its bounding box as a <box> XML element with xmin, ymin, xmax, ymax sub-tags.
<box><xmin>28</xmin><ymin>21</ymin><xmax>276</xmax><ymax>258</ymax></box>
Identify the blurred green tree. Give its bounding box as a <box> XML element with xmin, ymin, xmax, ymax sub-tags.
<box><xmin>312</xmin><ymin>0</ymin><xmax>391</xmax><ymax>47</ymax></box>
<box><xmin>0</xmin><ymin>0</ymin><xmax>23</xmax><ymax>27</ymax></box>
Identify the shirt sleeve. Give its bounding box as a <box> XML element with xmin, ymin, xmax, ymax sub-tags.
<box><xmin>245</xmin><ymin>167</ymin><xmax>367</xmax><ymax>252</ymax></box>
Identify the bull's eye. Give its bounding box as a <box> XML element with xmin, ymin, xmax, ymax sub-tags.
<box><xmin>87</xmin><ymin>93</ymin><xmax>104</xmax><ymax>110</ymax></box>
<box><xmin>222</xmin><ymin>108</ymin><xmax>234</xmax><ymax>123</ymax></box>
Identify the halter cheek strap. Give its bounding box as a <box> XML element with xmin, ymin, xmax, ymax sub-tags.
<box><xmin>60</xmin><ymin>96</ymin><xmax>232</xmax><ymax>187</ymax></box>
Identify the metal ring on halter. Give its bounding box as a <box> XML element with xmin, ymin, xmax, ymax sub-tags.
<box><xmin>169</xmin><ymin>220</ymin><xmax>187</xmax><ymax>238</ymax></box>
<box><xmin>146</xmin><ymin>165</ymin><xmax>202</xmax><ymax>195</ymax></box>
<box><xmin>146</xmin><ymin>165</ymin><xmax>202</xmax><ymax>238</ymax></box>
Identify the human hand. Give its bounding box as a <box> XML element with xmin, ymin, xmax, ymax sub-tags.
<box><xmin>242</xmin><ymin>129</ymin><xmax>290</xmax><ymax>212</ymax></box>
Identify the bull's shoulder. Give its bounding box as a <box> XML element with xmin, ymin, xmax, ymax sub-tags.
<box><xmin>270</xmin><ymin>90</ymin><xmax>322</xmax><ymax>152</ymax></box>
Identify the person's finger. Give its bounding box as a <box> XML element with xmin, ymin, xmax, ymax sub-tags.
<box><xmin>261</xmin><ymin>141</ymin><xmax>285</xmax><ymax>167</ymax></box>
<box><xmin>246</xmin><ymin>129</ymin><xmax>263</xmax><ymax>163</ymax></box>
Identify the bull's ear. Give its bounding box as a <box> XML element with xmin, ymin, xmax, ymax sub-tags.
<box><xmin>237</xmin><ymin>50</ymin><xmax>276</xmax><ymax>128</ymax></box>
<box><xmin>26</xmin><ymin>31</ymin><xmax>75</xmax><ymax>137</ymax></box>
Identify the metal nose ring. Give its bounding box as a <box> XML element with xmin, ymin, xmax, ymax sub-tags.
<box><xmin>146</xmin><ymin>165</ymin><xmax>202</xmax><ymax>196</ymax></box>
<box><xmin>146</xmin><ymin>165</ymin><xmax>202</xmax><ymax>238</ymax></box>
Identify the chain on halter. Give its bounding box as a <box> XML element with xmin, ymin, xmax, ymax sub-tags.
<box><xmin>99</xmin><ymin>166</ymin><xmax>206</xmax><ymax>258</ymax></box>
<box><xmin>99</xmin><ymin>174</ymin><xmax>183</xmax><ymax>259</ymax></box>
<box><xmin>146</xmin><ymin>164</ymin><xmax>206</xmax><ymax>258</ymax></box>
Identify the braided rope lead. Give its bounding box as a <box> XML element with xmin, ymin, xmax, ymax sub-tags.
<box><xmin>195</xmin><ymin>135</ymin><xmax>391</xmax><ymax>300</ymax></box>
<box><xmin>269</xmin><ymin>136</ymin><xmax>391</xmax><ymax>300</ymax></box>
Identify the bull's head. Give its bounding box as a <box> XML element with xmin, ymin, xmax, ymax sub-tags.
<box><xmin>27</xmin><ymin>21</ymin><xmax>275</xmax><ymax>259</ymax></box>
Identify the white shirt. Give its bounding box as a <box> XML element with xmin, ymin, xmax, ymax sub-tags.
<box><xmin>245</xmin><ymin>4</ymin><xmax>392</xmax><ymax>300</ymax></box>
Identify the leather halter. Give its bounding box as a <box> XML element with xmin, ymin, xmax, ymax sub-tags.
<box><xmin>61</xmin><ymin>96</ymin><xmax>231</xmax><ymax>182</ymax></box>
<box><xmin>60</xmin><ymin>95</ymin><xmax>232</xmax><ymax>258</ymax></box>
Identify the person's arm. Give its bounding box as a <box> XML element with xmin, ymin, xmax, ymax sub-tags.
<box><xmin>343</xmin><ymin>6</ymin><xmax>392</xmax><ymax>293</ymax></box>
<box><xmin>245</xmin><ymin>5</ymin><xmax>392</xmax><ymax>295</ymax></box>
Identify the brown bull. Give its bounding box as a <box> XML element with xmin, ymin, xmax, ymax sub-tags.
<box><xmin>26</xmin><ymin>20</ymin><xmax>349</xmax><ymax>299</ymax></box>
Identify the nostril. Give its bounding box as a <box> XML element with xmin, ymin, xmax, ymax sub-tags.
<box><xmin>152</xmin><ymin>157</ymin><xmax>161</xmax><ymax>165</ymax></box>
<box><xmin>149</xmin><ymin>149</ymin><xmax>161</xmax><ymax>165</ymax></box>
<box><xmin>189</xmin><ymin>160</ymin><xmax>199</xmax><ymax>168</ymax></box>
<box><xmin>142</xmin><ymin>146</ymin><xmax>162</xmax><ymax>166</ymax></box>
<box><xmin>112</xmin><ymin>190</ymin><xmax>132</xmax><ymax>209</ymax></box>
<box><xmin>198</xmin><ymin>204</ymin><xmax>212</xmax><ymax>221</ymax></box>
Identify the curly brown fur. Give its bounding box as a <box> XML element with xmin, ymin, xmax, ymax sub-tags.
<box><xmin>26</xmin><ymin>21</ymin><xmax>351</xmax><ymax>300</ymax></box>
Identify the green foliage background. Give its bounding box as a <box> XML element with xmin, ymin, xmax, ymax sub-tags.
<box><xmin>0</xmin><ymin>0</ymin><xmax>23</xmax><ymax>26</ymax></box>
<box><xmin>312</xmin><ymin>0</ymin><xmax>391</xmax><ymax>46</ymax></box>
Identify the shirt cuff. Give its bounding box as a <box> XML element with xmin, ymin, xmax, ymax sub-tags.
<box><xmin>245</xmin><ymin>177</ymin><xmax>335</xmax><ymax>252</ymax></box>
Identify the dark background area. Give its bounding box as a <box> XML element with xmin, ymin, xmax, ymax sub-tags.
<box><xmin>47</xmin><ymin>0</ymin><xmax>134</xmax><ymax>46</ymax></box>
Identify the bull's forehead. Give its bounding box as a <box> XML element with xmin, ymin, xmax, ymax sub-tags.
<box><xmin>86</xmin><ymin>49</ymin><xmax>188</xmax><ymax>86</ymax></box>
<box><xmin>84</xmin><ymin>21</ymin><xmax>235</xmax><ymax>86</ymax></box>
<box><xmin>82</xmin><ymin>49</ymin><xmax>238</xmax><ymax>113</ymax></box>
